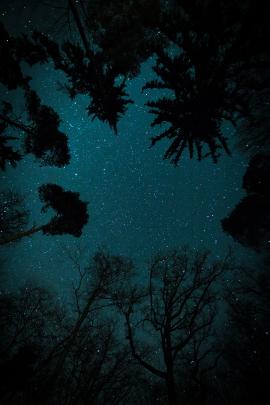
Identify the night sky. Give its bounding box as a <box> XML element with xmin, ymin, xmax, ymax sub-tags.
<box><xmin>0</xmin><ymin>1</ymin><xmax>256</xmax><ymax>296</ymax></box>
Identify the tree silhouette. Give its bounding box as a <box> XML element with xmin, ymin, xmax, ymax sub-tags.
<box><xmin>115</xmin><ymin>248</ymin><xmax>230</xmax><ymax>405</ymax></box>
<box><xmin>39</xmin><ymin>184</ymin><xmax>89</xmax><ymax>237</ymax></box>
<box><xmin>86</xmin><ymin>67</ymin><xmax>133</xmax><ymax>133</ymax></box>
<box><xmin>56</xmin><ymin>323</ymin><xmax>136</xmax><ymax>405</ymax></box>
<box><xmin>229</xmin><ymin>0</ymin><xmax>270</xmax><ymax>155</ymax></box>
<box><xmin>242</xmin><ymin>153</ymin><xmax>270</xmax><ymax>195</ymax></box>
<box><xmin>0</xmin><ymin>22</ymin><xmax>28</xmax><ymax>90</ymax></box>
<box><xmin>29</xmin><ymin>11</ymin><xmax>134</xmax><ymax>133</ymax></box>
<box><xmin>0</xmin><ymin>100</ymin><xmax>22</xmax><ymax>170</ymax></box>
<box><xmin>237</xmin><ymin>83</ymin><xmax>270</xmax><ymax>155</ymax></box>
<box><xmin>222</xmin><ymin>153</ymin><xmax>270</xmax><ymax>251</ymax></box>
<box><xmin>31</xmin><ymin>248</ymin><xmax>135</xmax><ymax>405</ymax></box>
<box><xmin>0</xmin><ymin>22</ymin><xmax>89</xmax><ymax>250</ymax></box>
<box><xmin>4</xmin><ymin>0</ymin><xmax>267</xmax><ymax>148</ymax></box>
<box><xmin>0</xmin><ymin>22</ymin><xmax>70</xmax><ymax>169</ymax></box>
<box><xmin>84</xmin><ymin>0</ymin><xmax>164</xmax><ymax>78</ymax></box>
<box><xmin>143</xmin><ymin>50</ymin><xmax>231</xmax><ymax>164</ymax></box>
<box><xmin>0</xmin><ymin>89</ymin><xmax>70</xmax><ymax>168</ymax></box>
<box><xmin>49</xmin><ymin>249</ymin><xmax>133</xmax><ymax>375</ymax></box>
<box><xmin>0</xmin><ymin>284</ymin><xmax>56</xmax><ymax>354</ymax></box>
<box><xmin>0</xmin><ymin>127</ymin><xmax>21</xmax><ymax>171</ymax></box>
<box><xmin>0</xmin><ymin>184</ymin><xmax>88</xmax><ymax>245</ymax></box>
<box><xmin>142</xmin><ymin>0</ymin><xmax>270</xmax><ymax>165</ymax></box>
<box><xmin>1</xmin><ymin>3</ymin><xmax>270</xmax><ymax>402</ymax></box>
<box><xmin>223</xmin><ymin>266</ymin><xmax>270</xmax><ymax>404</ymax></box>
<box><xmin>24</xmin><ymin>89</ymin><xmax>70</xmax><ymax>166</ymax></box>
<box><xmin>0</xmin><ymin>283</ymin><xmax>66</xmax><ymax>405</ymax></box>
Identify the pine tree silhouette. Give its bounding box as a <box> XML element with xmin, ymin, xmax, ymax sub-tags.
<box><xmin>31</xmin><ymin>26</ymin><xmax>133</xmax><ymax>133</ymax></box>
<box><xmin>0</xmin><ymin>184</ymin><xmax>89</xmax><ymax>245</ymax></box>
<box><xmin>222</xmin><ymin>153</ymin><xmax>270</xmax><ymax>251</ymax></box>
<box><xmin>39</xmin><ymin>184</ymin><xmax>89</xmax><ymax>237</ymax></box>
<box><xmin>0</xmin><ymin>23</ymin><xmax>28</xmax><ymax>90</ymax></box>
<box><xmin>0</xmin><ymin>90</ymin><xmax>70</xmax><ymax>168</ymax></box>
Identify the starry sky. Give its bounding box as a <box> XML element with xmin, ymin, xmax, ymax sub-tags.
<box><xmin>0</xmin><ymin>1</ymin><xmax>256</xmax><ymax>296</ymax></box>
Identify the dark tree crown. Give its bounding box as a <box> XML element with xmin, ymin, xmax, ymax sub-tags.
<box><xmin>222</xmin><ymin>152</ymin><xmax>270</xmax><ymax>251</ymax></box>
<box><xmin>222</xmin><ymin>194</ymin><xmax>270</xmax><ymax>251</ymax></box>
<box><xmin>242</xmin><ymin>153</ymin><xmax>270</xmax><ymax>196</ymax></box>
<box><xmin>39</xmin><ymin>184</ymin><xmax>89</xmax><ymax>237</ymax></box>
<box><xmin>144</xmin><ymin>49</ymin><xmax>232</xmax><ymax>164</ymax></box>
<box><xmin>30</xmin><ymin>33</ymin><xmax>133</xmax><ymax>133</ymax></box>
<box><xmin>0</xmin><ymin>23</ymin><xmax>28</xmax><ymax>90</ymax></box>
<box><xmin>24</xmin><ymin>89</ymin><xmax>70</xmax><ymax>167</ymax></box>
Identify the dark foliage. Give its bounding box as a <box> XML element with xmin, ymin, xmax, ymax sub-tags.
<box><xmin>0</xmin><ymin>247</ymin><xmax>269</xmax><ymax>405</ymax></box>
<box><xmin>0</xmin><ymin>284</ymin><xmax>65</xmax><ymax>405</ymax></box>
<box><xmin>0</xmin><ymin>23</ymin><xmax>70</xmax><ymax>169</ymax></box>
<box><xmin>84</xmin><ymin>0</ymin><xmax>165</xmax><ymax>77</ymax></box>
<box><xmin>39</xmin><ymin>184</ymin><xmax>89</xmax><ymax>237</ymax></box>
<box><xmin>237</xmin><ymin>76</ymin><xmax>270</xmax><ymax>154</ymax></box>
<box><xmin>223</xmin><ymin>267</ymin><xmax>270</xmax><ymax>404</ymax></box>
<box><xmin>23</xmin><ymin>89</ymin><xmax>70</xmax><ymax>166</ymax></box>
<box><xmin>86</xmin><ymin>68</ymin><xmax>133</xmax><ymax>133</ymax></box>
<box><xmin>222</xmin><ymin>153</ymin><xmax>270</xmax><ymax>251</ymax></box>
<box><xmin>142</xmin><ymin>4</ymin><xmax>239</xmax><ymax>165</ymax></box>
<box><xmin>143</xmin><ymin>50</ymin><xmax>231</xmax><ymax>164</ymax></box>
<box><xmin>0</xmin><ymin>185</ymin><xmax>89</xmax><ymax>245</ymax></box>
<box><xmin>0</xmin><ymin>23</ymin><xmax>28</xmax><ymax>89</ymax></box>
<box><xmin>0</xmin><ymin>102</ymin><xmax>22</xmax><ymax>170</ymax></box>
<box><xmin>1</xmin><ymin>1</ymin><xmax>270</xmax><ymax>404</ymax></box>
<box><xmin>143</xmin><ymin>0</ymin><xmax>270</xmax><ymax>164</ymax></box>
<box><xmin>0</xmin><ymin>253</ymin><xmax>144</xmax><ymax>405</ymax></box>
<box><xmin>0</xmin><ymin>130</ymin><xmax>21</xmax><ymax>171</ymax></box>
<box><xmin>242</xmin><ymin>153</ymin><xmax>270</xmax><ymax>195</ymax></box>
<box><xmin>0</xmin><ymin>92</ymin><xmax>70</xmax><ymax>168</ymax></box>
<box><xmin>15</xmin><ymin>33</ymin><xmax>48</xmax><ymax>66</ymax></box>
<box><xmin>229</xmin><ymin>0</ymin><xmax>270</xmax><ymax>154</ymax></box>
<box><xmin>115</xmin><ymin>248</ymin><xmax>230</xmax><ymax>405</ymax></box>
<box><xmin>30</xmin><ymin>32</ymin><xmax>133</xmax><ymax>133</ymax></box>
<box><xmin>222</xmin><ymin>194</ymin><xmax>270</xmax><ymax>251</ymax></box>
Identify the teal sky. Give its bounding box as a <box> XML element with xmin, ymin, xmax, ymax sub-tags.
<box><xmin>0</xmin><ymin>1</ymin><xmax>256</xmax><ymax>296</ymax></box>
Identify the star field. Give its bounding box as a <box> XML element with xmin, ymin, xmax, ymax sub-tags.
<box><xmin>0</xmin><ymin>1</ymin><xmax>256</xmax><ymax>296</ymax></box>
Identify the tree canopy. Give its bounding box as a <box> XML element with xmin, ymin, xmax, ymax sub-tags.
<box><xmin>222</xmin><ymin>153</ymin><xmax>270</xmax><ymax>252</ymax></box>
<box><xmin>0</xmin><ymin>2</ymin><xmax>270</xmax><ymax>402</ymax></box>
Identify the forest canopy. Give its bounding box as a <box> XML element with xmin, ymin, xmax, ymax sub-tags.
<box><xmin>0</xmin><ymin>1</ymin><xmax>269</xmax><ymax>404</ymax></box>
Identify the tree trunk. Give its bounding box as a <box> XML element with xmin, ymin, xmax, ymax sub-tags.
<box><xmin>163</xmin><ymin>320</ymin><xmax>178</xmax><ymax>405</ymax></box>
<box><xmin>0</xmin><ymin>225</ymin><xmax>44</xmax><ymax>245</ymax></box>
<box><xmin>34</xmin><ymin>288</ymin><xmax>101</xmax><ymax>405</ymax></box>
<box><xmin>166</xmin><ymin>369</ymin><xmax>178</xmax><ymax>405</ymax></box>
